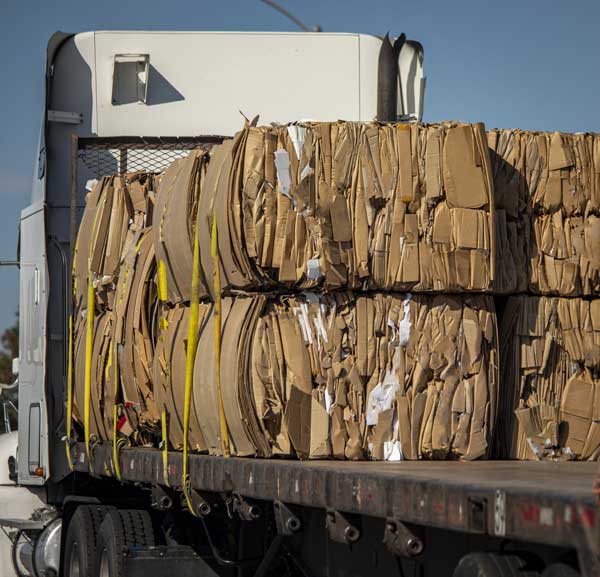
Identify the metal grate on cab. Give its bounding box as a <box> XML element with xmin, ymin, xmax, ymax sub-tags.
<box><xmin>77</xmin><ymin>136</ymin><xmax>226</xmax><ymax>178</ymax></box>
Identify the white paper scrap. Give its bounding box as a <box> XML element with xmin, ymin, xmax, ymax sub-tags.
<box><xmin>366</xmin><ymin>370</ymin><xmax>399</xmax><ymax>426</ymax></box>
<box><xmin>287</xmin><ymin>125</ymin><xmax>307</xmax><ymax>161</ymax></box>
<box><xmin>306</xmin><ymin>258</ymin><xmax>322</xmax><ymax>280</ymax></box>
<box><xmin>399</xmin><ymin>295</ymin><xmax>412</xmax><ymax>347</ymax></box>
<box><xmin>274</xmin><ymin>149</ymin><xmax>292</xmax><ymax>198</ymax></box>
<box><xmin>325</xmin><ymin>389</ymin><xmax>335</xmax><ymax>414</ymax></box>
<box><xmin>384</xmin><ymin>441</ymin><xmax>404</xmax><ymax>461</ymax></box>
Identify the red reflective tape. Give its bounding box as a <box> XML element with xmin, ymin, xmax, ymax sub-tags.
<box><xmin>522</xmin><ymin>505</ymin><xmax>539</xmax><ymax>524</ymax></box>
<box><xmin>581</xmin><ymin>507</ymin><xmax>596</xmax><ymax>528</ymax></box>
<box><xmin>116</xmin><ymin>414</ymin><xmax>127</xmax><ymax>431</ymax></box>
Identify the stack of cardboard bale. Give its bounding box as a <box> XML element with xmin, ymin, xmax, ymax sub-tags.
<box><xmin>490</xmin><ymin>129</ymin><xmax>600</xmax><ymax>460</ymax></box>
<box><xmin>157</xmin><ymin>123</ymin><xmax>496</xmax><ymax>296</ymax></box>
<box><xmin>151</xmin><ymin>121</ymin><xmax>500</xmax><ymax>461</ymax></box>
<box><xmin>72</xmin><ymin>121</ymin><xmax>501</xmax><ymax>462</ymax></box>
<box><xmin>72</xmin><ymin>172</ymin><xmax>159</xmax><ymax>446</ymax></box>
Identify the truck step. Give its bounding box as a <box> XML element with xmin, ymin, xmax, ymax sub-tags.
<box><xmin>124</xmin><ymin>545</ymin><xmax>220</xmax><ymax>577</ymax></box>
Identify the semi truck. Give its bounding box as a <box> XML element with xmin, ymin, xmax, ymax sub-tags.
<box><xmin>0</xmin><ymin>29</ymin><xmax>598</xmax><ymax>577</ymax></box>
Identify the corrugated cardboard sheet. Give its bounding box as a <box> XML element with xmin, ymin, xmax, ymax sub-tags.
<box><xmin>497</xmin><ymin>295</ymin><xmax>600</xmax><ymax>460</ymax></box>
<box><xmin>158</xmin><ymin>293</ymin><xmax>497</xmax><ymax>461</ymax></box>
<box><xmin>154</xmin><ymin>151</ymin><xmax>207</xmax><ymax>304</ymax></box>
<box><xmin>153</xmin><ymin>304</ymin><xmax>207</xmax><ymax>451</ymax></box>
<box><xmin>489</xmin><ymin>129</ymin><xmax>600</xmax><ymax>296</ymax></box>
<box><xmin>154</xmin><ymin>121</ymin><xmax>495</xmax><ymax>301</ymax></box>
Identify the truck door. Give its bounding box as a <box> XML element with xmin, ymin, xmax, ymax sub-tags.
<box><xmin>17</xmin><ymin>200</ymin><xmax>48</xmax><ymax>485</ymax></box>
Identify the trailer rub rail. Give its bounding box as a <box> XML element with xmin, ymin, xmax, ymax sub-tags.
<box><xmin>73</xmin><ymin>443</ymin><xmax>598</xmax><ymax>551</ymax></box>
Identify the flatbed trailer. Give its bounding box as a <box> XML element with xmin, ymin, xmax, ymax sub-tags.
<box><xmin>69</xmin><ymin>442</ymin><xmax>600</xmax><ymax>576</ymax></box>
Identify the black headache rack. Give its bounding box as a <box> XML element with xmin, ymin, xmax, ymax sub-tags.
<box><xmin>76</xmin><ymin>135</ymin><xmax>226</xmax><ymax>178</ymax></box>
<box><xmin>73</xmin><ymin>443</ymin><xmax>599</xmax><ymax>552</ymax></box>
<box><xmin>71</xmin><ymin>134</ymin><xmax>227</xmax><ymax>253</ymax></box>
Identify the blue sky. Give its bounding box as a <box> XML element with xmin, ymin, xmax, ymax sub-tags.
<box><xmin>1</xmin><ymin>0</ymin><xmax>599</xmax><ymax>336</ymax></box>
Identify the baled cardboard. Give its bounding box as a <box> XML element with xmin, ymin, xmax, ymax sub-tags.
<box><xmin>187</xmin><ymin>292</ymin><xmax>497</xmax><ymax>460</ymax></box>
<box><xmin>73</xmin><ymin>172</ymin><xmax>156</xmax><ymax>313</ymax></box>
<box><xmin>497</xmin><ymin>295</ymin><xmax>600</xmax><ymax>460</ymax></box>
<box><xmin>161</xmin><ymin>121</ymin><xmax>495</xmax><ymax>300</ymax></box>
<box><xmin>72</xmin><ymin>172</ymin><xmax>157</xmax><ymax>447</ymax></box>
<box><xmin>153</xmin><ymin>151</ymin><xmax>209</xmax><ymax>304</ymax></box>
<box><xmin>490</xmin><ymin>129</ymin><xmax>600</xmax><ymax>296</ymax></box>
<box><xmin>117</xmin><ymin>229</ymin><xmax>160</xmax><ymax>438</ymax></box>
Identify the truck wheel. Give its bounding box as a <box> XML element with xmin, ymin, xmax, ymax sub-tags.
<box><xmin>63</xmin><ymin>505</ymin><xmax>113</xmax><ymax>577</ymax></box>
<box><xmin>95</xmin><ymin>509</ymin><xmax>155</xmax><ymax>577</ymax></box>
<box><xmin>453</xmin><ymin>552</ymin><xmax>540</xmax><ymax>577</ymax></box>
<box><xmin>541</xmin><ymin>563</ymin><xmax>579</xmax><ymax>577</ymax></box>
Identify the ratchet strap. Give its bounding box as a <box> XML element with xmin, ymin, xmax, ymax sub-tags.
<box><xmin>211</xmin><ymin>209</ymin><xmax>231</xmax><ymax>458</ymax></box>
<box><xmin>158</xmin><ymin>308</ymin><xmax>170</xmax><ymax>482</ymax></box>
<box><xmin>83</xmin><ymin>262</ymin><xmax>94</xmax><ymax>471</ymax></box>
<box><xmin>110</xmin><ymin>339</ymin><xmax>125</xmax><ymax>481</ymax></box>
<box><xmin>182</xmin><ymin>166</ymin><xmax>205</xmax><ymax>515</ymax></box>
<box><xmin>83</xmin><ymin>190</ymin><xmax>106</xmax><ymax>474</ymax></box>
<box><xmin>65</xmin><ymin>314</ymin><xmax>74</xmax><ymax>470</ymax></box>
<box><xmin>157</xmin><ymin>259</ymin><xmax>168</xmax><ymax>303</ymax></box>
<box><xmin>84</xmin><ymin>265</ymin><xmax>95</xmax><ymax>473</ymax></box>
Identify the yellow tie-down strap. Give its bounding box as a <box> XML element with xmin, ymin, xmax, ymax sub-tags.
<box><xmin>161</xmin><ymin>409</ymin><xmax>170</xmax><ymax>487</ymax></box>
<box><xmin>182</xmin><ymin>191</ymin><xmax>212</xmax><ymax>514</ymax></box>
<box><xmin>65</xmin><ymin>314</ymin><xmax>74</xmax><ymax>471</ymax></box>
<box><xmin>182</xmin><ymin>228</ymin><xmax>199</xmax><ymax>512</ymax></box>
<box><xmin>83</xmin><ymin>191</ymin><xmax>106</xmax><ymax>474</ymax></box>
<box><xmin>211</xmin><ymin>209</ymin><xmax>231</xmax><ymax>458</ymax></box>
<box><xmin>108</xmin><ymin>339</ymin><xmax>126</xmax><ymax>481</ymax></box>
<box><xmin>182</xmin><ymin>202</ymin><xmax>233</xmax><ymax>515</ymax></box>
<box><xmin>84</xmin><ymin>266</ymin><xmax>95</xmax><ymax>473</ymax></box>
<box><xmin>157</xmin><ymin>259</ymin><xmax>168</xmax><ymax>303</ymax></box>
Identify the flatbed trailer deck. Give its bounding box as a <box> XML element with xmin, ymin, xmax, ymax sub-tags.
<box><xmin>73</xmin><ymin>443</ymin><xmax>600</xmax><ymax>566</ymax></box>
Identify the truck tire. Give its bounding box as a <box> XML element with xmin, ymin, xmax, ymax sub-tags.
<box><xmin>453</xmin><ymin>552</ymin><xmax>540</xmax><ymax>577</ymax></box>
<box><xmin>95</xmin><ymin>509</ymin><xmax>155</xmax><ymax>577</ymax></box>
<box><xmin>541</xmin><ymin>563</ymin><xmax>579</xmax><ymax>577</ymax></box>
<box><xmin>63</xmin><ymin>505</ymin><xmax>114</xmax><ymax>577</ymax></box>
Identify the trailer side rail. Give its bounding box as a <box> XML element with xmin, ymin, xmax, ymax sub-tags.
<box><xmin>73</xmin><ymin>443</ymin><xmax>598</xmax><ymax>553</ymax></box>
